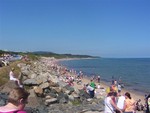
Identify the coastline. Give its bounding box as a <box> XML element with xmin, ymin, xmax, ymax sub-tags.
<box><xmin>56</xmin><ymin>57</ymin><xmax>145</xmax><ymax>104</ymax></box>
<box><xmin>0</xmin><ymin>56</ymin><xmax>146</xmax><ymax>112</ymax></box>
<box><xmin>73</xmin><ymin>75</ymin><xmax>145</xmax><ymax>104</ymax></box>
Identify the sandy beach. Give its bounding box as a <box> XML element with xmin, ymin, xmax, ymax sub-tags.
<box><xmin>57</xmin><ymin>58</ymin><xmax>145</xmax><ymax>105</ymax></box>
<box><xmin>74</xmin><ymin>76</ymin><xmax>145</xmax><ymax>104</ymax></box>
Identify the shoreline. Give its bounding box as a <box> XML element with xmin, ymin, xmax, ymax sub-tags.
<box><xmin>56</xmin><ymin>57</ymin><xmax>146</xmax><ymax>104</ymax></box>
<box><xmin>73</xmin><ymin>75</ymin><xmax>145</xmax><ymax>104</ymax></box>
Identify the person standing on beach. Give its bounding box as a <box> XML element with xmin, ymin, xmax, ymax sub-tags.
<box><xmin>117</xmin><ymin>83</ymin><xmax>122</xmax><ymax>93</ymax></box>
<box><xmin>112</xmin><ymin>76</ymin><xmax>115</xmax><ymax>85</ymax></box>
<box><xmin>97</xmin><ymin>75</ymin><xmax>100</xmax><ymax>83</ymax></box>
<box><xmin>145</xmin><ymin>94</ymin><xmax>150</xmax><ymax>113</ymax></box>
<box><xmin>123</xmin><ymin>92</ymin><xmax>136</xmax><ymax>113</ymax></box>
<box><xmin>116</xmin><ymin>92</ymin><xmax>125</xmax><ymax>113</ymax></box>
<box><xmin>104</xmin><ymin>92</ymin><xmax>122</xmax><ymax>113</ymax></box>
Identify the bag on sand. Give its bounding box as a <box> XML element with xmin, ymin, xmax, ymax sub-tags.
<box><xmin>106</xmin><ymin>87</ymin><xmax>110</xmax><ymax>94</ymax></box>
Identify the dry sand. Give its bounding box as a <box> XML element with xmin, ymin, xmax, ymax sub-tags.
<box><xmin>73</xmin><ymin>76</ymin><xmax>145</xmax><ymax>104</ymax></box>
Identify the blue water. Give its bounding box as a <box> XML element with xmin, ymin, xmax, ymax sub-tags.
<box><xmin>59</xmin><ymin>58</ymin><xmax>150</xmax><ymax>95</ymax></box>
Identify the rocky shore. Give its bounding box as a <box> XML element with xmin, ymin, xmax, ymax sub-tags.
<box><xmin>0</xmin><ymin>57</ymin><xmax>105</xmax><ymax>113</ymax></box>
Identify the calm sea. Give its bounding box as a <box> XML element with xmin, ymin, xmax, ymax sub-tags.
<box><xmin>59</xmin><ymin>58</ymin><xmax>150</xmax><ymax>95</ymax></box>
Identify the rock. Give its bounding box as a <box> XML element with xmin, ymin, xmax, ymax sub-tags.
<box><xmin>49</xmin><ymin>81</ymin><xmax>59</xmax><ymax>87</ymax></box>
<box><xmin>65</xmin><ymin>90</ymin><xmax>72</xmax><ymax>95</ymax></box>
<box><xmin>26</xmin><ymin>89</ymin><xmax>40</xmax><ymax>108</ymax></box>
<box><xmin>39</xmin><ymin>82</ymin><xmax>49</xmax><ymax>89</ymax></box>
<box><xmin>5</xmin><ymin>59</ymin><xmax>106</xmax><ymax>113</ymax></box>
<box><xmin>33</xmin><ymin>86</ymin><xmax>43</xmax><ymax>96</ymax></box>
<box><xmin>42</xmin><ymin>72</ymin><xmax>51</xmax><ymax>78</ymax></box>
<box><xmin>47</xmin><ymin>92</ymin><xmax>57</xmax><ymax>98</ymax></box>
<box><xmin>58</xmin><ymin>81</ymin><xmax>67</xmax><ymax>87</ymax></box>
<box><xmin>51</xmin><ymin>87</ymin><xmax>62</xmax><ymax>93</ymax></box>
<box><xmin>36</xmin><ymin>78</ymin><xmax>43</xmax><ymax>85</ymax></box>
<box><xmin>57</xmin><ymin>92</ymin><xmax>69</xmax><ymax>103</ymax></box>
<box><xmin>45</xmin><ymin>98</ymin><xmax>57</xmax><ymax>105</ymax></box>
<box><xmin>64</xmin><ymin>85</ymin><xmax>74</xmax><ymax>93</ymax></box>
<box><xmin>0</xmin><ymin>93</ymin><xmax>7</xmax><ymax>106</ymax></box>
<box><xmin>79</xmin><ymin>89</ymin><xmax>90</xmax><ymax>100</ymax></box>
<box><xmin>0</xmin><ymin>81</ymin><xmax>19</xmax><ymax>94</ymax></box>
<box><xmin>48</xmin><ymin>75</ymin><xmax>59</xmax><ymax>83</ymax></box>
<box><xmin>36</xmin><ymin>75</ymin><xmax>48</xmax><ymax>84</ymax></box>
<box><xmin>68</xmin><ymin>95</ymin><xmax>74</xmax><ymax>101</ymax></box>
<box><xmin>59</xmin><ymin>97</ymin><xmax>67</xmax><ymax>104</ymax></box>
<box><xmin>21</xmin><ymin>67</ymin><xmax>30</xmax><ymax>76</ymax></box>
<box><xmin>45</xmin><ymin>95</ymin><xmax>52</xmax><ymax>99</ymax></box>
<box><xmin>30</xmin><ymin>73</ymin><xmax>37</xmax><ymax>79</ymax></box>
<box><xmin>17</xmin><ymin>63</ymin><xmax>26</xmax><ymax>68</ymax></box>
<box><xmin>0</xmin><ymin>93</ymin><xmax>8</xmax><ymax>106</ymax></box>
<box><xmin>23</xmin><ymin>78</ymin><xmax>38</xmax><ymax>85</ymax></box>
<box><xmin>72</xmin><ymin>93</ymin><xmax>79</xmax><ymax>99</ymax></box>
<box><xmin>74</xmin><ymin>87</ymin><xmax>80</xmax><ymax>95</ymax></box>
<box><xmin>87</xmin><ymin>98</ymin><xmax>93</xmax><ymax>102</ymax></box>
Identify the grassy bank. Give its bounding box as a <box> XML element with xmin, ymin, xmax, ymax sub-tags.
<box><xmin>0</xmin><ymin>60</ymin><xmax>22</xmax><ymax>86</ymax></box>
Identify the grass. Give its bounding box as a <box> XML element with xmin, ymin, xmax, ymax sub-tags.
<box><xmin>0</xmin><ymin>60</ymin><xmax>23</xmax><ymax>86</ymax></box>
<box><xmin>71</xmin><ymin>99</ymin><xmax>81</xmax><ymax>106</ymax></box>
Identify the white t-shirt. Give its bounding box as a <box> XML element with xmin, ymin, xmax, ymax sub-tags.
<box><xmin>9</xmin><ymin>71</ymin><xmax>17</xmax><ymax>81</ymax></box>
<box><xmin>117</xmin><ymin>96</ymin><xmax>125</xmax><ymax>109</ymax></box>
<box><xmin>86</xmin><ymin>85</ymin><xmax>94</xmax><ymax>91</ymax></box>
<box><xmin>104</xmin><ymin>97</ymin><xmax>114</xmax><ymax>113</ymax></box>
<box><xmin>118</xmin><ymin>84</ymin><xmax>121</xmax><ymax>91</ymax></box>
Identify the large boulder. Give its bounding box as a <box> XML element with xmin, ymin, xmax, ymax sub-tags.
<box><xmin>0</xmin><ymin>81</ymin><xmax>19</xmax><ymax>94</ymax></box>
<box><xmin>26</xmin><ymin>89</ymin><xmax>40</xmax><ymax>108</ymax></box>
<box><xmin>48</xmin><ymin>75</ymin><xmax>59</xmax><ymax>84</ymax></box>
<box><xmin>30</xmin><ymin>73</ymin><xmax>37</xmax><ymax>79</ymax></box>
<box><xmin>50</xmin><ymin>87</ymin><xmax>62</xmax><ymax>93</ymax></box>
<box><xmin>35</xmin><ymin>76</ymin><xmax>48</xmax><ymax>84</ymax></box>
<box><xmin>39</xmin><ymin>82</ymin><xmax>49</xmax><ymax>89</ymax></box>
<box><xmin>57</xmin><ymin>92</ymin><xmax>69</xmax><ymax>103</ymax></box>
<box><xmin>23</xmin><ymin>78</ymin><xmax>38</xmax><ymax>86</ymax></box>
<box><xmin>63</xmin><ymin>85</ymin><xmax>74</xmax><ymax>94</ymax></box>
<box><xmin>33</xmin><ymin>86</ymin><xmax>43</xmax><ymax>96</ymax></box>
<box><xmin>0</xmin><ymin>93</ymin><xmax>8</xmax><ymax>106</ymax></box>
<box><xmin>49</xmin><ymin>81</ymin><xmax>59</xmax><ymax>87</ymax></box>
<box><xmin>21</xmin><ymin>66</ymin><xmax>31</xmax><ymax>76</ymax></box>
<box><xmin>17</xmin><ymin>63</ymin><xmax>26</xmax><ymax>68</ymax></box>
<box><xmin>45</xmin><ymin>98</ymin><xmax>58</xmax><ymax>105</ymax></box>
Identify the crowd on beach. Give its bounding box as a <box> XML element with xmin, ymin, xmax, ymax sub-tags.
<box><xmin>0</xmin><ymin>57</ymin><xmax>150</xmax><ymax>113</ymax></box>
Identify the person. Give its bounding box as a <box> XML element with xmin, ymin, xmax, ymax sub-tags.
<box><xmin>90</xmin><ymin>79</ymin><xmax>96</xmax><ymax>89</ymax></box>
<box><xmin>86</xmin><ymin>84</ymin><xmax>95</xmax><ymax>98</ymax></box>
<box><xmin>9</xmin><ymin>68</ymin><xmax>23</xmax><ymax>88</ymax></box>
<box><xmin>104</xmin><ymin>92</ymin><xmax>122</xmax><ymax>113</ymax></box>
<box><xmin>111</xmin><ymin>84</ymin><xmax>118</xmax><ymax>92</ymax></box>
<box><xmin>116</xmin><ymin>92</ymin><xmax>125</xmax><ymax>113</ymax></box>
<box><xmin>117</xmin><ymin>83</ymin><xmax>122</xmax><ymax>93</ymax></box>
<box><xmin>123</xmin><ymin>92</ymin><xmax>136</xmax><ymax>113</ymax></box>
<box><xmin>112</xmin><ymin>76</ymin><xmax>114</xmax><ymax>85</ymax></box>
<box><xmin>145</xmin><ymin>94</ymin><xmax>150</xmax><ymax>113</ymax></box>
<box><xmin>97</xmin><ymin>76</ymin><xmax>100</xmax><ymax>83</ymax></box>
<box><xmin>114</xmin><ymin>80</ymin><xmax>117</xmax><ymax>86</ymax></box>
<box><xmin>0</xmin><ymin>88</ymin><xmax>29</xmax><ymax>113</ymax></box>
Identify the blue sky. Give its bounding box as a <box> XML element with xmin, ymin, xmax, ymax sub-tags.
<box><xmin>0</xmin><ymin>0</ymin><xmax>150</xmax><ymax>58</ymax></box>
